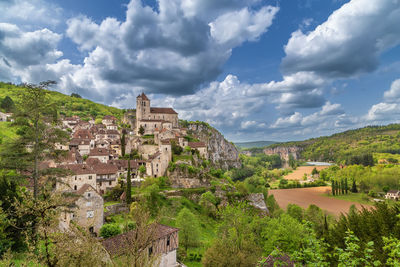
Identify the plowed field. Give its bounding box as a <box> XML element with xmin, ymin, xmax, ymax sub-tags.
<box><xmin>269</xmin><ymin>186</ymin><xmax>371</xmax><ymax>216</ymax></box>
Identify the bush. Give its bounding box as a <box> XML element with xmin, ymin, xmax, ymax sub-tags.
<box><xmin>99</xmin><ymin>224</ymin><xmax>121</xmax><ymax>238</ymax></box>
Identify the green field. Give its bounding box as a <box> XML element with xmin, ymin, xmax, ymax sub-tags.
<box><xmin>324</xmin><ymin>192</ymin><xmax>372</xmax><ymax>205</ymax></box>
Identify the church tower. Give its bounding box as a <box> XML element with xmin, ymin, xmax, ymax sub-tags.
<box><xmin>136</xmin><ymin>93</ymin><xmax>150</xmax><ymax>121</ymax></box>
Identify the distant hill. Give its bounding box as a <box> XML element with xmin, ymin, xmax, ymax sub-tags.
<box><xmin>235</xmin><ymin>141</ymin><xmax>277</xmax><ymax>149</ymax></box>
<box><xmin>0</xmin><ymin>82</ymin><xmax>122</xmax><ymax>120</ymax></box>
<box><xmin>267</xmin><ymin>124</ymin><xmax>400</xmax><ymax>163</ymax></box>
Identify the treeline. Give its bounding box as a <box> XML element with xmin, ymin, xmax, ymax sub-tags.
<box><xmin>0</xmin><ymin>81</ymin><xmax>122</xmax><ymax>120</ymax></box>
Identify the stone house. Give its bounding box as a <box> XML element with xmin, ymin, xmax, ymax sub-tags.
<box><xmin>73</xmin><ymin>121</ymin><xmax>91</xmax><ymax>131</ymax></box>
<box><xmin>146</xmin><ymin>148</ymin><xmax>170</xmax><ymax>178</ymax></box>
<box><xmin>385</xmin><ymin>190</ymin><xmax>400</xmax><ymax>200</ymax></box>
<box><xmin>57</xmin><ymin>164</ymin><xmax>96</xmax><ymax>191</ymax></box>
<box><xmin>188</xmin><ymin>142</ymin><xmax>208</xmax><ymax>158</ymax></box>
<box><xmin>89</xmin><ymin>148</ymin><xmax>110</xmax><ymax>163</ymax></box>
<box><xmin>102</xmin><ymin>115</ymin><xmax>117</xmax><ymax>126</ymax></box>
<box><xmin>109</xmin><ymin>159</ymin><xmax>141</xmax><ymax>178</ymax></box>
<box><xmin>90</xmin><ymin>163</ymin><xmax>118</xmax><ymax>194</ymax></box>
<box><xmin>106</xmin><ymin>129</ymin><xmax>120</xmax><ymax>141</ymax></box>
<box><xmin>102</xmin><ymin>223</ymin><xmax>179</xmax><ymax>267</ymax></box>
<box><xmin>62</xmin><ymin>116</ymin><xmax>79</xmax><ymax>129</ymax></box>
<box><xmin>96</xmin><ymin>139</ymin><xmax>110</xmax><ymax>149</ymax></box>
<box><xmin>60</xmin><ymin>184</ymin><xmax>104</xmax><ymax>235</ymax></box>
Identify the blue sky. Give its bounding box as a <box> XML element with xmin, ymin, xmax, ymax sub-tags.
<box><xmin>1</xmin><ymin>0</ymin><xmax>400</xmax><ymax>142</ymax></box>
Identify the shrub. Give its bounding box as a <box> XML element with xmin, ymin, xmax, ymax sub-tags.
<box><xmin>100</xmin><ymin>224</ymin><xmax>121</xmax><ymax>238</ymax></box>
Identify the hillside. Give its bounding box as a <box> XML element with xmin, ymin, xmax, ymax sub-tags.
<box><xmin>266</xmin><ymin>124</ymin><xmax>400</xmax><ymax>163</ymax></box>
<box><xmin>235</xmin><ymin>141</ymin><xmax>276</xmax><ymax>149</ymax></box>
<box><xmin>0</xmin><ymin>82</ymin><xmax>122</xmax><ymax>120</ymax></box>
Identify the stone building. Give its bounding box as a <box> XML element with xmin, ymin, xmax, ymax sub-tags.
<box><xmin>136</xmin><ymin>93</ymin><xmax>178</xmax><ymax>134</ymax></box>
<box><xmin>60</xmin><ymin>184</ymin><xmax>104</xmax><ymax>235</ymax></box>
<box><xmin>89</xmin><ymin>148</ymin><xmax>110</xmax><ymax>163</ymax></box>
<box><xmin>90</xmin><ymin>162</ymin><xmax>118</xmax><ymax>194</ymax></box>
<box><xmin>188</xmin><ymin>142</ymin><xmax>208</xmax><ymax>158</ymax></box>
<box><xmin>57</xmin><ymin>164</ymin><xmax>96</xmax><ymax>191</ymax></box>
<box><xmin>102</xmin><ymin>223</ymin><xmax>179</xmax><ymax>267</ymax></box>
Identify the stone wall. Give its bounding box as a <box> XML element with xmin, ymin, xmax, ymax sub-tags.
<box><xmin>104</xmin><ymin>203</ymin><xmax>129</xmax><ymax>217</ymax></box>
<box><xmin>263</xmin><ymin>146</ymin><xmax>303</xmax><ymax>162</ymax></box>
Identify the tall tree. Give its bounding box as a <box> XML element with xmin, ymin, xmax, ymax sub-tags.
<box><xmin>176</xmin><ymin>207</ymin><xmax>201</xmax><ymax>253</ymax></box>
<box><xmin>121</xmin><ymin>129</ymin><xmax>126</xmax><ymax>157</ymax></box>
<box><xmin>1</xmin><ymin>81</ymin><xmax>69</xmax><ymax>199</ymax></box>
<box><xmin>351</xmin><ymin>179</ymin><xmax>358</xmax><ymax>193</ymax></box>
<box><xmin>126</xmin><ymin>155</ymin><xmax>132</xmax><ymax>205</ymax></box>
<box><xmin>345</xmin><ymin>177</ymin><xmax>349</xmax><ymax>194</ymax></box>
<box><xmin>0</xmin><ymin>96</ymin><xmax>15</xmax><ymax>112</ymax></box>
<box><xmin>331</xmin><ymin>180</ymin><xmax>336</xmax><ymax>196</ymax></box>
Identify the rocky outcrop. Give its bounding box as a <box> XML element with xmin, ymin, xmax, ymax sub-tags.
<box><xmin>167</xmin><ymin>165</ymin><xmax>211</xmax><ymax>188</ymax></box>
<box><xmin>263</xmin><ymin>146</ymin><xmax>302</xmax><ymax>162</ymax></box>
<box><xmin>187</xmin><ymin>122</ymin><xmax>241</xmax><ymax>170</ymax></box>
<box><xmin>247</xmin><ymin>193</ymin><xmax>269</xmax><ymax>215</ymax></box>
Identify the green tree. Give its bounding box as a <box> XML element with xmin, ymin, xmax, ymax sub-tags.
<box><xmin>345</xmin><ymin>177</ymin><xmax>348</xmax><ymax>194</ymax></box>
<box><xmin>0</xmin><ymin>96</ymin><xmax>15</xmax><ymax>112</ymax></box>
<box><xmin>199</xmin><ymin>191</ymin><xmax>218</xmax><ymax>217</ymax></box>
<box><xmin>138</xmin><ymin>125</ymin><xmax>145</xmax><ymax>135</ymax></box>
<box><xmin>1</xmin><ymin>81</ymin><xmax>69</xmax><ymax>198</ymax></box>
<box><xmin>331</xmin><ymin>179</ymin><xmax>336</xmax><ymax>196</ymax></box>
<box><xmin>176</xmin><ymin>207</ymin><xmax>201</xmax><ymax>253</ymax></box>
<box><xmin>351</xmin><ymin>179</ymin><xmax>358</xmax><ymax>193</ymax></box>
<box><xmin>121</xmin><ymin>129</ymin><xmax>126</xmax><ymax>157</ymax></box>
<box><xmin>383</xmin><ymin>236</ymin><xmax>400</xmax><ymax>266</ymax></box>
<box><xmin>311</xmin><ymin>167</ymin><xmax>318</xmax><ymax>176</ymax></box>
<box><xmin>100</xmin><ymin>224</ymin><xmax>122</xmax><ymax>238</ymax></box>
<box><xmin>0</xmin><ymin>203</ymin><xmax>11</xmax><ymax>256</ymax></box>
<box><xmin>139</xmin><ymin>165</ymin><xmax>146</xmax><ymax>176</ymax></box>
<box><xmin>287</xmin><ymin>204</ymin><xmax>304</xmax><ymax>222</ymax></box>
<box><xmin>126</xmin><ymin>157</ymin><xmax>132</xmax><ymax>205</ymax></box>
<box><xmin>70</xmin><ymin>93</ymin><xmax>81</xmax><ymax>98</ymax></box>
<box><xmin>203</xmin><ymin>204</ymin><xmax>263</xmax><ymax>267</ymax></box>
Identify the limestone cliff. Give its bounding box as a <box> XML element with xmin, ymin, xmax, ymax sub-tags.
<box><xmin>187</xmin><ymin>122</ymin><xmax>241</xmax><ymax>170</ymax></box>
<box><xmin>263</xmin><ymin>146</ymin><xmax>303</xmax><ymax>162</ymax></box>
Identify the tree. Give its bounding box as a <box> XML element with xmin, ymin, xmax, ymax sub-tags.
<box><xmin>335</xmin><ymin>180</ymin><xmax>340</xmax><ymax>195</ymax></box>
<box><xmin>176</xmin><ymin>207</ymin><xmax>201</xmax><ymax>253</ymax></box>
<box><xmin>351</xmin><ymin>179</ymin><xmax>358</xmax><ymax>193</ymax></box>
<box><xmin>70</xmin><ymin>93</ymin><xmax>82</xmax><ymax>98</ymax></box>
<box><xmin>100</xmin><ymin>224</ymin><xmax>122</xmax><ymax>238</ymax></box>
<box><xmin>138</xmin><ymin>125</ymin><xmax>145</xmax><ymax>135</ymax></box>
<box><xmin>1</xmin><ymin>81</ymin><xmax>69</xmax><ymax>199</ymax></box>
<box><xmin>331</xmin><ymin>179</ymin><xmax>336</xmax><ymax>196</ymax></box>
<box><xmin>287</xmin><ymin>204</ymin><xmax>304</xmax><ymax>222</ymax></box>
<box><xmin>0</xmin><ymin>203</ymin><xmax>11</xmax><ymax>257</ymax></box>
<box><xmin>121</xmin><ymin>129</ymin><xmax>126</xmax><ymax>157</ymax></box>
<box><xmin>139</xmin><ymin>165</ymin><xmax>146</xmax><ymax>176</ymax></box>
<box><xmin>289</xmin><ymin>154</ymin><xmax>297</xmax><ymax>169</ymax></box>
<box><xmin>312</xmin><ymin>167</ymin><xmax>319</xmax><ymax>176</ymax></box>
<box><xmin>199</xmin><ymin>191</ymin><xmax>217</xmax><ymax>217</ymax></box>
<box><xmin>126</xmin><ymin>157</ymin><xmax>132</xmax><ymax>205</ymax></box>
<box><xmin>0</xmin><ymin>96</ymin><xmax>15</xmax><ymax>112</ymax></box>
<box><xmin>203</xmin><ymin>204</ymin><xmax>263</xmax><ymax>267</ymax></box>
<box><xmin>345</xmin><ymin>177</ymin><xmax>348</xmax><ymax>194</ymax></box>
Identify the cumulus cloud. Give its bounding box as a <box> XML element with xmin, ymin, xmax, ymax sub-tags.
<box><xmin>282</xmin><ymin>0</ymin><xmax>400</xmax><ymax>78</ymax></box>
<box><xmin>0</xmin><ymin>0</ymin><xmax>63</xmax><ymax>29</ymax></box>
<box><xmin>51</xmin><ymin>0</ymin><xmax>278</xmax><ymax>101</ymax></box>
<box><xmin>366</xmin><ymin>79</ymin><xmax>400</xmax><ymax>122</ymax></box>
<box><xmin>0</xmin><ymin>23</ymin><xmax>63</xmax><ymax>83</ymax></box>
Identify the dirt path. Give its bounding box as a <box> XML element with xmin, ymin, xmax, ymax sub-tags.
<box><xmin>284</xmin><ymin>166</ymin><xmax>329</xmax><ymax>180</ymax></box>
<box><xmin>269</xmin><ymin>186</ymin><xmax>371</xmax><ymax>216</ymax></box>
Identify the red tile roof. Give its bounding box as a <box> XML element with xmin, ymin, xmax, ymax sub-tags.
<box><xmin>89</xmin><ymin>148</ymin><xmax>109</xmax><ymax>156</ymax></box>
<box><xmin>137</xmin><ymin>92</ymin><xmax>149</xmax><ymax>101</ymax></box>
<box><xmin>150</xmin><ymin>107</ymin><xmax>177</xmax><ymax>115</ymax></box>
<box><xmin>61</xmin><ymin>164</ymin><xmax>95</xmax><ymax>175</ymax></box>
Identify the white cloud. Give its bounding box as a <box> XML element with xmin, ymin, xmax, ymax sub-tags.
<box><xmin>366</xmin><ymin>79</ymin><xmax>400</xmax><ymax>122</ymax></box>
<box><xmin>282</xmin><ymin>0</ymin><xmax>400</xmax><ymax>78</ymax></box>
<box><xmin>383</xmin><ymin>79</ymin><xmax>400</xmax><ymax>102</ymax></box>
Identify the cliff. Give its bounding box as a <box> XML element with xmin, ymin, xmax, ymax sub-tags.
<box><xmin>187</xmin><ymin>122</ymin><xmax>241</xmax><ymax>170</ymax></box>
<box><xmin>263</xmin><ymin>146</ymin><xmax>303</xmax><ymax>162</ymax></box>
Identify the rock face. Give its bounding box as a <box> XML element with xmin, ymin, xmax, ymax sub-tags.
<box><xmin>247</xmin><ymin>193</ymin><xmax>269</xmax><ymax>215</ymax></box>
<box><xmin>188</xmin><ymin>123</ymin><xmax>241</xmax><ymax>170</ymax></box>
<box><xmin>263</xmin><ymin>146</ymin><xmax>302</xmax><ymax>162</ymax></box>
<box><xmin>168</xmin><ymin>167</ymin><xmax>211</xmax><ymax>188</ymax></box>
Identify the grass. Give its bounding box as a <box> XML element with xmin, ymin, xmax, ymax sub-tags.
<box><xmin>173</xmin><ymin>154</ymin><xmax>193</xmax><ymax>162</ymax></box>
<box><xmin>0</xmin><ymin>121</ymin><xmax>17</xmax><ymax>142</ymax></box>
<box><xmin>324</xmin><ymin>192</ymin><xmax>372</xmax><ymax>205</ymax></box>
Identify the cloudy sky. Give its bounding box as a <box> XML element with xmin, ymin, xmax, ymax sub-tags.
<box><xmin>1</xmin><ymin>0</ymin><xmax>400</xmax><ymax>142</ymax></box>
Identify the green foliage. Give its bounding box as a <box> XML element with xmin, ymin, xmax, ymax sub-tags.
<box><xmin>383</xmin><ymin>236</ymin><xmax>400</xmax><ymax>266</ymax></box>
<box><xmin>176</xmin><ymin>207</ymin><xmax>201</xmax><ymax>252</ymax></box>
<box><xmin>99</xmin><ymin>223</ymin><xmax>122</xmax><ymax>238</ymax></box>
<box><xmin>70</xmin><ymin>93</ymin><xmax>82</xmax><ymax>98</ymax></box>
<box><xmin>171</xmin><ymin>140</ymin><xmax>183</xmax><ymax>155</ymax></box>
<box><xmin>199</xmin><ymin>192</ymin><xmax>218</xmax><ymax>217</ymax></box>
<box><xmin>139</xmin><ymin>165</ymin><xmax>146</xmax><ymax>175</ymax></box>
<box><xmin>0</xmin><ymin>82</ymin><xmax>122</xmax><ymax>119</ymax></box>
<box><xmin>0</xmin><ymin>96</ymin><xmax>15</xmax><ymax>112</ymax></box>
<box><xmin>138</xmin><ymin>125</ymin><xmax>145</xmax><ymax>135</ymax></box>
<box><xmin>286</xmin><ymin>204</ymin><xmax>304</xmax><ymax>222</ymax></box>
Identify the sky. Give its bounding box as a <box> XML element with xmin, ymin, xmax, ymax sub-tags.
<box><xmin>1</xmin><ymin>0</ymin><xmax>400</xmax><ymax>142</ymax></box>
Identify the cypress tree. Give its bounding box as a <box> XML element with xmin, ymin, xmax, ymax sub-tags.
<box><xmin>335</xmin><ymin>180</ymin><xmax>340</xmax><ymax>195</ymax></box>
<box><xmin>121</xmin><ymin>129</ymin><xmax>126</xmax><ymax>157</ymax></box>
<box><xmin>351</xmin><ymin>179</ymin><xmax>358</xmax><ymax>193</ymax></box>
<box><xmin>126</xmin><ymin>155</ymin><xmax>132</xmax><ymax>205</ymax></box>
<box><xmin>331</xmin><ymin>179</ymin><xmax>335</xmax><ymax>196</ymax></box>
<box><xmin>341</xmin><ymin>178</ymin><xmax>345</xmax><ymax>195</ymax></box>
<box><xmin>345</xmin><ymin>177</ymin><xmax>348</xmax><ymax>194</ymax></box>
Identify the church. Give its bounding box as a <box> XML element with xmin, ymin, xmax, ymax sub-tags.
<box><xmin>136</xmin><ymin>93</ymin><xmax>179</xmax><ymax>135</ymax></box>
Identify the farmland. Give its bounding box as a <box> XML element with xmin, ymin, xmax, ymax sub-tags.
<box><xmin>269</xmin><ymin>186</ymin><xmax>371</xmax><ymax>216</ymax></box>
<box><xmin>284</xmin><ymin>166</ymin><xmax>330</xmax><ymax>180</ymax></box>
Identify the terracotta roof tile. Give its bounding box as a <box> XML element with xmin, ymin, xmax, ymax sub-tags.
<box><xmin>150</xmin><ymin>107</ymin><xmax>177</xmax><ymax>115</ymax></box>
<box><xmin>188</xmin><ymin>142</ymin><xmax>206</xmax><ymax>148</ymax></box>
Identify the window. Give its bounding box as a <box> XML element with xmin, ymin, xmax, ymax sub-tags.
<box><xmin>86</xmin><ymin>201</ymin><xmax>92</xmax><ymax>207</ymax></box>
<box><xmin>86</xmin><ymin>211</ymin><xmax>94</xmax><ymax>218</ymax></box>
<box><xmin>167</xmin><ymin>236</ymin><xmax>170</xmax><ymax>246</ymax></box>
<box><xmin>75</xmin><ymin>176</ymin><xmax>77</xmax><ymax>181</ymax></box>
<box><xmin>74</xmin><ymin>185</ymin><xmax>77</xmax><ymax>190</ymax></box>
<box><xmin>89</xmin><ymin>227</ymin><xmax>94</xmax><ymax>233</ymax></box>
<box><xmin>87</xmin><ymin>193</ymin><xmax>91</xmax><ymax>197</ymax></box>
<box><xmin>99</xmin><ymin>182</ymin><xmax>102</xmax><ymax>186</ymax></box>
<box><xmin>148</xmin><ymin>246</ymin><xmax>153</xmax><ymax>256</ymax></box>
<box><xmin>89</xmin><ymin>175</ymin><xmax>92</xmax><ymax>180</ymax></box>
<box><xmin>109</xmin><ymin>181</ymin><xmax>112</xmax><ymax>186</ymax></box>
